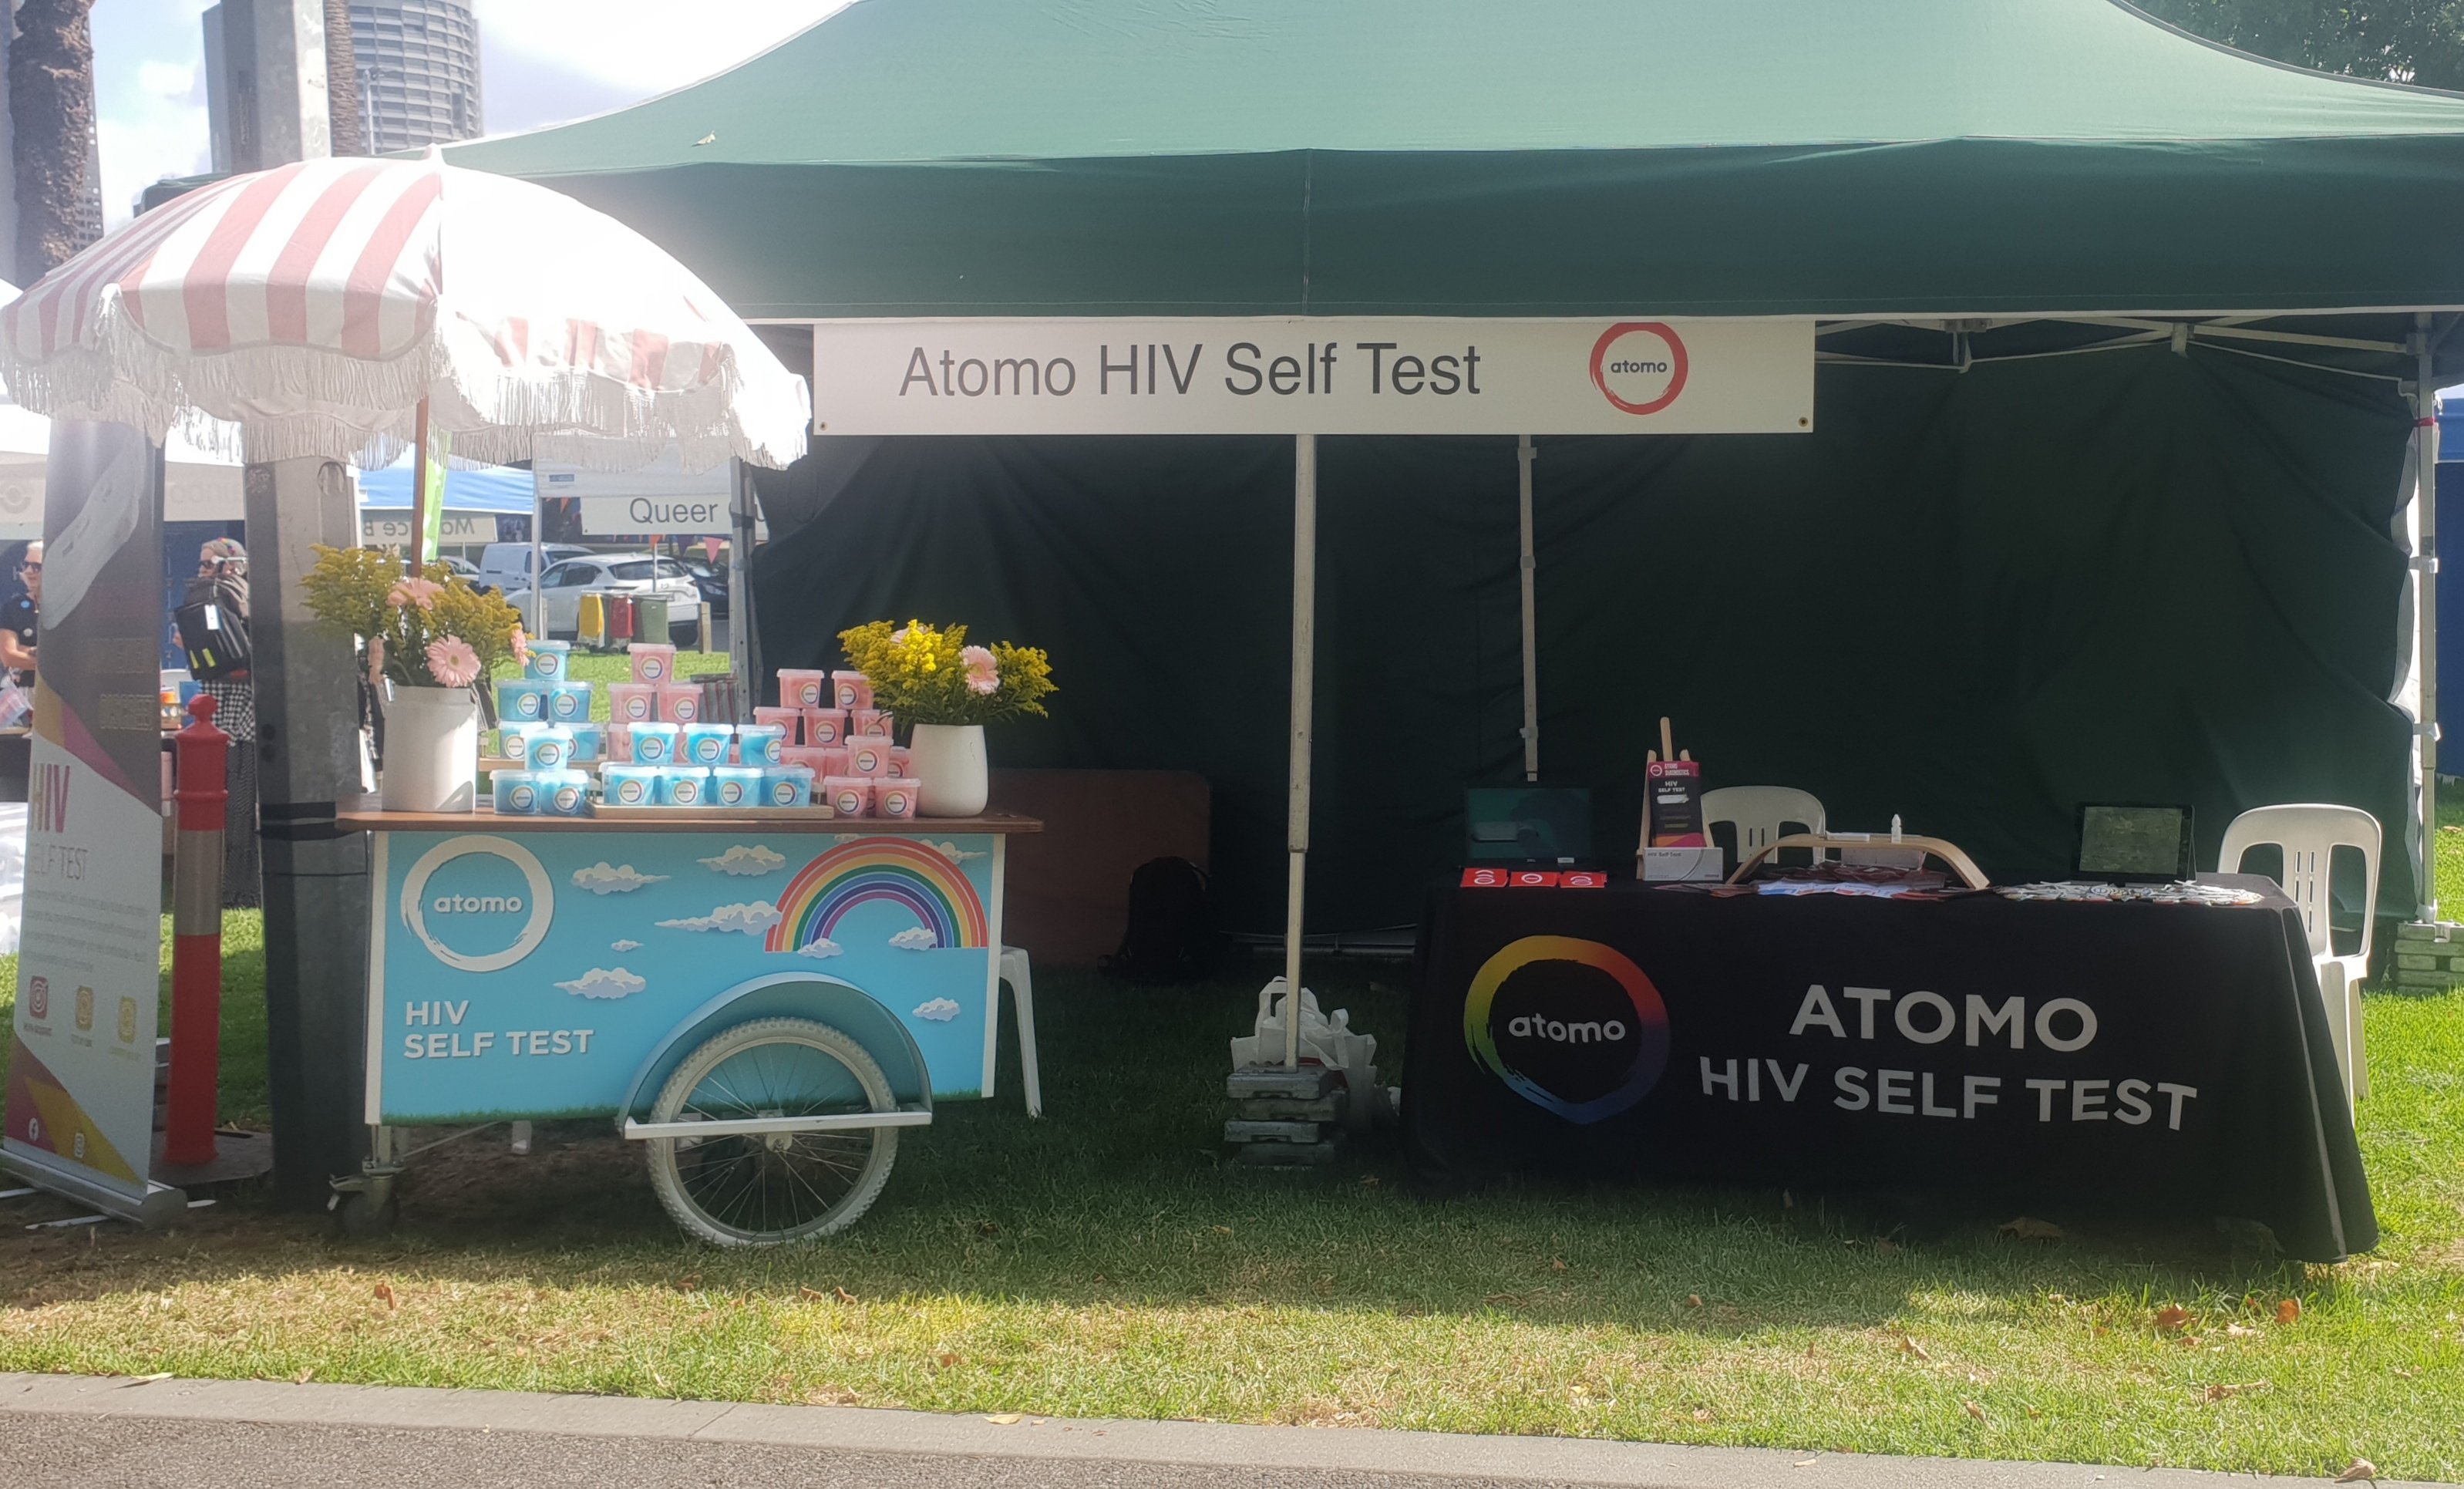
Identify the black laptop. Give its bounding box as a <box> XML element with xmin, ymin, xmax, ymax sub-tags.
<box><xmin>2073</xmin><ymin>803</ymin><xmax>2196</xmax><ymax>883</ymax></box>
<box><xmin>1466</xmin><ymin>787</ymin><xmax>1593</xmax><ymax>868</ymax></box>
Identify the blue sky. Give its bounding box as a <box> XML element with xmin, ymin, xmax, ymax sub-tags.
<box><xmin>93</xmin><ymin>1</ymin><xmax>851</xmax><ymax>223</ymax></box>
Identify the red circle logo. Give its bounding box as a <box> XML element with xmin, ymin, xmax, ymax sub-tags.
<box><xmin>1590</xmin><ymin>322</ymin><xmax>1690</xmax><ymax>416</ymax></box>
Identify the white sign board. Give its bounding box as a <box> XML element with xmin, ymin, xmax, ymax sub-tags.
<box><xmin>537</xmin><ymin>454</ymin><xmax>735</xmax><ymax>538</ymax></box>
<box><xmin>806</xmin><ymin>317</ymin><xmax>1813</xmax><ymax>436</ymax></box>
<box><xmin>362</xmin><ymin>511</ymin><xmax>498</xmax><ymax>546</ymax></box>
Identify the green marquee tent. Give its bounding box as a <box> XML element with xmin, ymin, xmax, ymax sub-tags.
<box><xmin>456</xmin><ymin>0</ymin><xmax>2464</xmax><ymax>319</ymax></box>
<box><xmin>451</xmin><ymin>0</ymin><xmax>2464</xmax><ymax>948</ymax></box>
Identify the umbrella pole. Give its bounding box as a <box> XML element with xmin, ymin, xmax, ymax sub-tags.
<box><xmin>408</xmin><ymin>396</ymin><xmax>431</xmax><ymax>574</ymax></box>
<box><xmin>1284</xmin><ymin>433</ymin><xmax>1316</xmax><ymax>1068</ymax></box>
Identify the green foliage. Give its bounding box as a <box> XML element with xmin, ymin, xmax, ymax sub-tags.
<box><xmin>2139</xmin><ymin>0</ymin><xmax>2464</xmax><ymax>90</ymax></box>
<box><xmin>838</xmin><ymin>619</ymin><xmax>1056</xmax><ymax>727</ymax></box>
<box><xmin>298</xmin><ymin>546</ymin><xmax>524</xmax><ymax>689</ymax></box>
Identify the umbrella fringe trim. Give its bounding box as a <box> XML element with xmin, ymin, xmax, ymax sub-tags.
<box><xmin>0</xmin><ymin>293</ymin><xmax>806</xmax><ymax>473</ymax></box>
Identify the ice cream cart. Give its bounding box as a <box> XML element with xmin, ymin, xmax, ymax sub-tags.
<box><xmin>336</xmin><ymin>800</ymin><xmax>1041</xmax><ymax>1245</ymax></box>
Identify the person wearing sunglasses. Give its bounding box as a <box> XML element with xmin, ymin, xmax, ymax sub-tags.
<box><xmin>0</xmin><ymin>541</ymin><xmax>39</xmax><ymax>686</ymax></box>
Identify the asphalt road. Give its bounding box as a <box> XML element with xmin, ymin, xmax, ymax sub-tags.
<box><xmin>2</xmin><ymin>1374</ymin><xmax>2445</xmax><ymax>1489</ymax></box>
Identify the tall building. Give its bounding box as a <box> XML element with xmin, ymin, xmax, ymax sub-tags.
<box><xmin>347</xmin><ymin>0</ymin><xmax>483</xmax><ymax>153</ymax></box>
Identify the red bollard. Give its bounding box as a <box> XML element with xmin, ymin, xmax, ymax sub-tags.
<box><xmin>164</xmin><ymin>692</ymin><xmax>230</xmax><ymax>1167</ymax></box>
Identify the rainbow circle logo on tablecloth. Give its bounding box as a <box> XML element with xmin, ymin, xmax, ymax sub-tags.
<box><xmin>766</xmin><ymin>837</ymin><xmax>990</xmax><ymax>952</ymax></box>
<box><xmin>1463</xmin><ymin>935</ymin><xmax>1670</xmax><ymax>1124</ymax></box>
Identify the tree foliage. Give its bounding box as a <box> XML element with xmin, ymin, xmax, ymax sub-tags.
<box><xmin>2136</xmin><ymin>0</ymin><xmax>2464</xmax><ymax>90</ymax></box>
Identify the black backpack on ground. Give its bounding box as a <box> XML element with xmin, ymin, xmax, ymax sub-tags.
<box><xmin>1104</xmin><ymin>857</ymin><xmax>1218</xmax><ymax>983</ymax></box>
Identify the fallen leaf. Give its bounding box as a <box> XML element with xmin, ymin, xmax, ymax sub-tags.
<box><xmin>2092</xmin><ymin>1324</ymin><xmax>2109</xmax><ymax>1337</ymax></box>
<box><xmin>799</xmin><ymin>1285</ymin><xmax>827</xmax><ymax>1301</ymax></box>
<box><xmin>674</xmin><ymin>1274</ymin><xmax>702</xmax><ymax>1293</ymax></box>
<box><xmin>1691</xmin><ymin>1408</ymin><xmax>1713</xmax><ymax>1422</ymax></box>
<box><xmin>1900</xmin><ymin>1336</ymin><xmax>1933</xmax><ymax>1361</ymax></box>
<box><xmin>2203</xmin><ymin>1382</ymin><xmax>2268</xmax><ymax>1402</ymax></box>
<box><xmin>1358</xmin><ymin>1175</ymin><xmax>1380</xmax><ymax>1187</ymax></box>
<box><xmin>936</xmin><ymin>1352</ymin><xmax>961</xmax><ymax>1368</ymax></box>
<box><xmin>1874</xmin><ymin>1239</ymin><xmax>1904</xmax><ymax>1256</ymax></box>
<box><xmin>1685</xmin><ymin>1294</ymin><xmax>1704</xmax><ymax>1309</ymax></box>
<box><xmin>986</xmin><ymin>1413</ymin><xmax>1024</xmax><ymax>1426</ymax></box>
<box><xmin>1998</xmin><ymin>1217</ymin><xmax>2065</xmax><ymax>1241</ymax></box>
<box><xmin>2226</xmin><ymin>1324</ymin><xmax>2258</xmax><ymax>1338</ymax></box>
<box><xmin>833</xmin><ymin>1286</ymin><xmax>858</xmax><ymax>1305</ymax></box>
<box><xmin>2277</xmin><ymin>1298</ymin><xmax>2302</xmax><ymax>1326</ymax></box>
<box><xmin>2334</xmin><ymin>1459</ymin><xmax>2378</xmax><ymax>1484</ymax></box>
<box><xmin>1963</xmin><ymin>1400</ymin><xmax>1985</xmax><ymax>1420</ymax></box>
<box><xmin>1794</xmin><ymin>1458</ymin><xmax>1820</xmax><ymax>1467</ymax></box>
<box><xmin>294</xmin><ymin>1367</ymin><xmax>315</xmax><ymax>1384</ymax></box>
<box><xmin>2155</xmin><ymin>1305</ymin><xmax>2193</xmax><ymax>1334</ymax></box>
<box><xmin>374</xmin><ymin>1282</ymin><xmax>397</xmax><ymax>1312</ymax></box>
<box><xmin>1212</xmin><ymin>1225</ymin><xmax>1233</xmax><ymax>1235</ymax></box>
<box><xmin>2026</xmin><ymin>1407</ymin><xmax>2043</xmax><ymax>1419</ymax></box>
<box><xmin>1551</xmin><ymin>1258</ymin><xmax>1567</xmax><ymax>1272</ymax></box>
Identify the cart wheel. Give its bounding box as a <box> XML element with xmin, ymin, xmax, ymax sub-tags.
<box><xmin>644</xmin><ymin>1017</ymin><xmax>899</xmax><ymax>1248</ymax></box>
<box><xmin>335</xmin><ymin>1191</ymin><xmax>398</xmax><ymax>1240</ymax></box>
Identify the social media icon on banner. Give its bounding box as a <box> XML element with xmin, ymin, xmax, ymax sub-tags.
<box><xmin>74</xmin><ymin>985</ymin><xmax>93</xmax><ymax>1031</ymax></box>
<box><xmin>117</xmin><ymin>995</ymin><xmax>137</xmax><ymax>1043</ymax></box>
<box><xmin>25</xmin><ymin>975</ymin><xmax>45</xmax><ymax>1020</ymax></box>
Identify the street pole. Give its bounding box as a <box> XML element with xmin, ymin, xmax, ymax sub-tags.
<box><xmin>1284</xmin><ymin>433</ymin><xmax>1315</xmax><ymax>1068</ymax></box>
<box><xmin>247</xmin><ymin>456</ymin><xmax>372</xmax><ymax>1204</ymax></box>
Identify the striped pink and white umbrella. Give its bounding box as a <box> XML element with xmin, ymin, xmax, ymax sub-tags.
<box><xmin>0</xmin><ymin>153</ymin><xmax>807</xmax><ymax>471</ymax></box>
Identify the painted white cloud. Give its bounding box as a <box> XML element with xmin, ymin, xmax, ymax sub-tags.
<box><xmin>912</xmin><ymin>998</ymin><xmax>961</xmax><ymax>1022</ymax></box>
<box><xmin>931</xmin><ymin>841</ymin><xmax>988</xmax><ymax>863</ymax></box>
<box><xmin>574</xmin><ymin>862</ymin><xmax>668</xmax><ymax>894</ymax></box>
<box><xmin>701</xmin><ymin>844</ymin><xmax>788</xmax><ymax>877</ymax></box>
<box><xmin>795</xmin><ymin>937</ymin><xmax>843</xmax><ymax>960</ymax></box>
<box><xmin>611</xmin><ymin>939</ymin><xmax>641</xmax><ymax>952</ymax></box>
<box><xmin>557</xmin><ymin>967</ymin><xmax>646</xmax><ymax>1000</ymax></box>
<box><xmin>833</xmin><ymin>833</ymin><xmax>863</xmax><ymax>844</ymax></box>
<box><xmin>887</xmin><ymin>926</ymin><xmax>939</xmax><ymax>952</ymax></box>
<box><xmin>658</xmin><ymin>901</ymin><xmax>782</xmax><ymax>936</ymax></box>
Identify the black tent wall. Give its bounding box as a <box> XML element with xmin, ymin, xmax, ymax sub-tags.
<box><xmin>752</xmin><ymin>345</ymin><xmax>2417</xmax><ymax>932</ymax></box>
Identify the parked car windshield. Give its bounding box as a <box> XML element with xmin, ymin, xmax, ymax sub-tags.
<box><xmin>607</xmin><ymin>560</ymin><xmax>692</xmax><ymax>581</ymax></box>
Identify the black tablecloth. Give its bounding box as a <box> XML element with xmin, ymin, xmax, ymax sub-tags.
<box><xmin>1404</xmin><ymin>875</ymin><xmax>2376</xmax><ymax>1261</ymax></box>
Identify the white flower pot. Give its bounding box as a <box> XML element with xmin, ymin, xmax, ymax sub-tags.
<box><xmin>907</xmin><ymin>723</ymin><xmax>988</xmax><ymax>817</ymax></box>
<box><xmin>381</xmin><ymin>683</ymin><xmax>480</xmax><ymax>812</ymax></box>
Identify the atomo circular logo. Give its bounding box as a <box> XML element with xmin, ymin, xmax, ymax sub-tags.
<box><xmin>1590</xmin><ymin>322</ymin><xmax>1690</xmax><ymax>416</ymax></box>
<box><xmin>1464</xmin><ymin>936</ymin><xmax>1671</xmax><ymax>1123</ymax></box>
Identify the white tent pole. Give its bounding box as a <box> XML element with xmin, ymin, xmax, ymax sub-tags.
<box><xmin>1284</xmin><ymin>432</ymin><xmax>1317</xmax><ymax>1068</ymax></box>
<box><xmin>2418</xmin><ymin>316</ymin><xmax>2442</xmax><ymax>923</ymax></box>
<box><xmin>1518</xmin><ymin>434</ymin><xmax>1539</xmax><ymax>782</ymax></box>
<box><xmin>528</xmin><ymin>474</ymin><xmax>545</xmax><ymax>641</ymax></box>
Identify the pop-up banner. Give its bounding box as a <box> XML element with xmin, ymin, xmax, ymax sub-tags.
<box><xmin>2</xmin><ymin>419</ymin><xmax>185</xmax><ymax>1224</ymax></box>
<box><xmin>806</xmin><ymin>317</ymin><xmax>1815</xmax><ymax>436</ymax></box>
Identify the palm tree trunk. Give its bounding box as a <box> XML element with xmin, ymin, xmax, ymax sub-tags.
<box><xmin>324</xmin><ymin>0</ymin><xmax>364</xmax><ymax>156</ymax></box>
<box><xmin>9</xmin><ymin>0</ymin><xmax>100</xmax><ymax>276</ymax></box>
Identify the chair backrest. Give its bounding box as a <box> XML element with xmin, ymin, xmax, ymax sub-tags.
<box><xmin>2217</xmin><ymin>803</ymin><xmax>2382</xmax><ymax>962</ymax></box>
<box><xmin>1701</xmin><ymin>787</ymin><xmax>1827</xmax><ymax>862</ymax></box>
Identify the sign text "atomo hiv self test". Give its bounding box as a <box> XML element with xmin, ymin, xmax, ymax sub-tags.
<box><xmin>899</xmin><ymin>340</ymin><xmax>1486</xmax><ymax>399</ymax></box>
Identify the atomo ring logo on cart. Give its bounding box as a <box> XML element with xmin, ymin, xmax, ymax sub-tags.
<box><xmin>1465</xmin><ymin>936</ymin><xmax>1670</xmax><ymax>1123</ymax></box>
<box><xmin>400</xmin><ymin>834</ymin><xmax>555</xmax><ymax>972</ymax></box>
<box><xmin>1590</xmin><ymin>322</ymin><xmax>1690</xmax><ymax>416</ymax></box>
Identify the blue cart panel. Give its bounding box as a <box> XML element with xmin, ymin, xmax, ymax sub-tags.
<box><xmin>365</xmin><ymin>824</ymin><xmax>1006</xmax><ymax>1124</ymax></box>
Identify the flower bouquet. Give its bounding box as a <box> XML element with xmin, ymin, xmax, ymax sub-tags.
<box><xmin>302</xmin><ymin>547</ymin><xmax>526</xmax><ymax>810</ymax></box>
<box><xmin>837</xmin><ymin>620</ymin><xmax>1054</xmax><ymax>814</ymax></box>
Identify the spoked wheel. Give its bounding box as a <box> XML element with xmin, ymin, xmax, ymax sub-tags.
<box><xmin>645</xmin><ymin>1017</ymin><xmax>899</xmax><ymax>1247</ymax></box>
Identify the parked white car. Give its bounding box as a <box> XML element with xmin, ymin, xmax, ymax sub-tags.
<box><xmin>477</xmin><ymin>541</ymin><xmax>594</xmax><ymax>595</ymax></box>
<box><xmin>503</xmin><ymin>555</ymin><xmax>705</xmax><ymax>642</ymax></box>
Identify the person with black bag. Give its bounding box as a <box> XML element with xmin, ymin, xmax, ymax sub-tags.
<box><xmin>177</xmin><ymin>537</ymin><xmax>260</xmax><ymax>908</ymax></box>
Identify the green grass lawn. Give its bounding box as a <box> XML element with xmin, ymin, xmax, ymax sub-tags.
<box><xmin>1</xmin><ymin>814</ymin><xmax>2461</xmax><ymax>1474</ymax></box>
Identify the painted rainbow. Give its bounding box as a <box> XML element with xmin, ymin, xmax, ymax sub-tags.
<box><xmin>766</xmin><ymin>837</ymin><xmax>989</xmax><ymax>952</ymax></box>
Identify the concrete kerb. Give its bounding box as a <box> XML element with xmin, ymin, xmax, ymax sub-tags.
<box><xmin>0</xmin><ymin>1373</ymin><xmax>2449</xmax><ymax>1489</ymax></box>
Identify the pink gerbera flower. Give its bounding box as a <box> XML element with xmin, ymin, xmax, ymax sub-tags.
<box><xmin>426</xmin><ymin>635</ymin><xmax>481</xmax><ymax>689</ymax></box>
<box><xmin>388</xmin><ymin>577</ymin><xmax>444</xmax><ymax>610</ymax></box>
<box><xmin>961</xmin><ymin>644</ymin><xmax>999</xmax><ymax>696</ymax></box>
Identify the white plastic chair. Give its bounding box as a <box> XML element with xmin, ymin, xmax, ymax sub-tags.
<box><xmin>2217</xmin><ymin>804</ymin><xmax>2380</xmax><ymax>1105</ymax></box>
<box><xmin>1701</xmin><ymin>787</ymin><xmax>1827</xmax><ymax>869</ymax></box>
<box><xmin>992</xmin><ymin>946</ymin><xmax>1042</xmax><ymax>1117</ymax></box>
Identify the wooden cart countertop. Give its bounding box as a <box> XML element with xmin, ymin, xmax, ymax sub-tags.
<box><xmin>335</xmin><ymin>796</ymin><xmax>1043</xmax><ymax>835</ymax></box>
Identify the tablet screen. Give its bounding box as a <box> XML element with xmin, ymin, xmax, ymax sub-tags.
<box><xmin>2077</xmin><ymin>804</ymin><xmax>2193</xmax><ymax>881</ymax></box>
